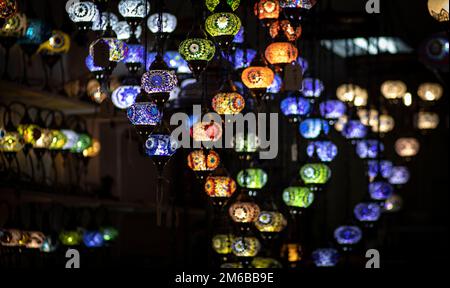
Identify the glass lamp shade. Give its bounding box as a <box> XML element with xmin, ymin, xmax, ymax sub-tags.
<box><xmin>254</xmin><ymin>0</ymin><xmax>281</xmax><ymax>22</ymax></box>
<box><xmin>85</xmin><ymin>55</ymin><xmax>103</xmax><ymax>72</ymax></box>
<box><xmin>234</xmin><ymin>132</ymin><xmax>260</xmax><ymax>153</ymax></box>
<box><xmin>179</xmin><ymin>38</ymin><xmax>215</xmax><ymax>62</ymax></box>
<box><xmin>282</xmin><ymin>186</ymin><xmax>314</xmax><ymax>208</ymax></box>
<box><xmin>118</xmin><ymin>0</ymin><xmax>150</xmax><ymax>19</ymax></box>
<box><xmin>113</xmin><ymin>21</ymin><xmax>142</xmax><ymax>40</ymax></box>
<box><xmin>255</xmin><ymin>211</ymin><xmax>287</xmax><ymax>233</ymax></box>
<box><xmin>280</xmin><ymin>95</ymin><xmax>311</xmax><ymax>118</ymax></box>
<box><xmin>212</xmin><ymin>92</ymin><xmax>245</xmax><ymax>115</ymax></box>
<box><xmin>67</xmin><ymin>1</ymin><xmax>99</xmax><ymax>24</ymax></box>
<box><xmin>38</xmin><ymin>30</ymin><xmax>71</xmax><ymax>54</ymax></box>
<box><xmin>341</xmin><ymin>120</ymin><xmax>368</xmax><ymax>140</ymax></box>
<box><xmin>354</xmin><ymin>203</ymin><xmax>382</xmax><ymax>222</ymax></box>
<box><xmin>395</xmin><ymin>137</ymin><xmax>420</xmax><ymax>158</ymax></box>
<box><xmin>381</xmin><ymin>80</ymin><xmax>407</xmax><ymax>100</ymax></box>
<box><xmin>86</xmin><ymin>79</ymin><xmax>107</xmax><ymax>104</ymax></box>
<box><xmin>0</xmin><ymin>0</ymin><xmax>17</xmax><ymax>19</ymax></box>
<box><xmin>358</xmin><ymin>108</ymin><xmax>378</xmax><ymax>127</ymax></box>
<box><xmin>301</xmin><ymin>78</ymin><xmax>325</xmax><ymax>98</ymax></box>
<box><xmin>299</xmin><ymin>118</ymin><xmax>330</xmax><ymax>139</ymax></box>
<box><xmin>384</xmin><ymin>195</ymin><xmax>403</xmax><ymax>212</ymax></box>
<box><xmin>268</xmin><ymin>74</ymin><xmax>283</xmax><ymax>93</ymax></box>
<box><xmin>100</xmin><ymin>227</ymin><xmax>119</xmax><ymax>242</ymax></box>
<box><xmin>83</xmin><ymin>231</ymin><xmax>104</xmax><ymax>248</ymax></box>
<box><xmin>92</xmin><ymin>12</ymin><xmax>118</xmax><ymax>31</ymax></box>
<box><xmin>192</xmin><ymin>122</ymin><xmax>223</xmax><ymax>142</ymax></box>
<box><xmin>0</xmin><ymin>229</ymin><xmax>28</xmax><ymax>247</ymax></box>
<box><xmin>0</xmin><ymin>12</ymin><xmax>27</xmax><ymax>37</ymax></box>
<box><xmin>144</xmin><ymin>134</ymin><xmax>178</xmax><ymax>157</ymax></box>
<box><xmin>265</xmin><ymin>42</ymin><xmax>298</xmax><ymax>65</ymax></box>
<box><xmin>299</xmin><ymin>163</ymin><xmax>331</xmax><ymax>185</ymax></box>
<box><xmin>231</xmin><ymin>48</ymin><xmax>257</xmax><ymax>70</ymax></box>
<box><xmin>369</xmin><ymin>181</ymin><xmax>394</xmax><ymax>200</ymax></box>
<box><xmin>372</xmin><ymin>114</ymin><xmax>395</xmax><ymax>133</ymax></box>
<box><xmin>417</xmin><ymin>111</ymin><xmax>440</xmax><ymax>130</ymax></box>
<box><xmin>0</xmin><ymin>132</ymin><xmax>23</xmax><ymax>152</ymax></box>
<box><xmin>49</xmin><ymin>130</ymin><xmax>68</xmax><ymax>150</ymax></box>
<box><xmin>61</xmin><ymin>130</ymin><xmax>79</xmax><ymax>150</ymax></box>
<box><xmin>281</xmin><ymin>243</ymin><xmax>303</xmax><ymax>263</ymax></box>
<box><xmin>187</xmin><ymin>149</ymin><xmax>220</xmax><ymax>171</ymax></box>
<box><xmin>206</xmin><ymin>0</ymin><xmax>240</xmax><ymax>12</ymax></box>
<box><xmin>306</xmin><ymin>141</ymin><xmax>338</xmax><ymax>162</ymax></box>
<box><xmin>334</xmin><ymin>226</ymin><xmax>362</xmax><ymax>245</ymax></box>
<box><xmin>17</xmin><ymin>124</ymin><xmax>41</xmax><ymax>145</ymax></box>
<box><xmin>427</xmin><ymin>0</ymin><xmax>449</xmax><ymax>22</ymax></box>
<box><xmin>112</xmin><ymin>85</ymin><xmax>140</xmax><ymax>109</ymax></box>
<box><xmin>418</xmin><ymin>82</ymin><xmax>443</xmax><ymax>101</ymax></box>
<box><xmin>312</xmin><ymin>248</ymin><xmax>339</xmax><ymax>267</ymax></box>
<box><xmin>89</xmin><ymin>38</ymin><xmax>129</xmax><ymax>65</ymax></box>
<box><xmin>212</xmin><ymin>234</ymin><xmax>234</xmax><ymax>254</ymax></box>
<box><xmin>204</xmin><ymin>176</ymin><xmax>237</xmax><ymax>198</ymax></box>
<box><xmin>237</xmin><ymin>168</ymin><xmax>268</xmax><ymax>189</ymax></box>
<box><xmin>127</xmin><ymin>101</ymin><xmax>161</xmax><ymax>126</ymax></box>
<box><xmin>355</xmin><ymin>140</ymin><xmax>384</xmax><ymax>159</ymax></box>
<box><xmin>389</xmin><ymin>166</ymin><xmax>410</xmax><ymax>185</ymax></box>
<box><xmin>231</xmin><ymin>237</ymin><xmax>261</xmax><ymax>257</ymax></box>
<box><xmin>319</xmin><ymin>100</ymin><xmax>346</xmax><ymax>120</ymax></box>
<box><xmin>59</xmin><ymin>230</ymin><xmax>82</xmax><ymax>246</ymax></box>
<box><xmin>147</xmin><ymin>13</ymin><xmax>177</xmax><ymax>33</ymax></box>
<box><xmin>71</xmin><ymin>133</ymin><xmax>92</xmax><ymax>153</ymax></box>
<box><xmin>83</xmin><ymin>138</ymin><xmax>101</xmax><ymax>157</ymax></box>
<box><xmin>367</xmin><ymin>160</ymin><xmax>393</xmax><ymax>180</ymax></box>
<box><xmin>336</xmin><ymin>84</ymin><xmax>367</xmax><ymax>104</ymax></box>
<box><xmin>221</xmin><ymin>262</ymin><xmax>244</xmax><ymax>268</ymax></box>
<box><xmin>269</xmin><ymin>20</ymin><xmax>302</xmax><ymax>42</ymax></box>
<box><xmin>279</xmin><ymin>0</ymin><xmax>317</xmax><ymax>9</ymax></box>
<box><xmin>241</xmin><ymin>66</ymin><xmax>275</xmax><ymax>90</ymax></box>
<box><xmin>141</xmin><ymin>69</ymin><xmax>178</xmax><ymax>94</ymax></box>
<box><xmin>205</xmin><ymin>12</ymin><xmax>241</xmax><ymax>48</ymax></box>
<box><xmin>33</xmin><ymin>129</ymin><xmax>53</xmax><ymax>149</ymax></box>
<box><xmin>229</xmin><ymin>201</ymin><xmax>260</xmax><ymax>223</ymax></box>
<box><xmin>251</xmin><ymin>257</ymin><xmax>282</xmax><ymax>268</ymax></box>
<box><xmin>123</xmin><ymin>44</ymin><xmax>144</xmax><ymax>65</ymax></box>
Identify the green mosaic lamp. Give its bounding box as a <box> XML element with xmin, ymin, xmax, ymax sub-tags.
<box><xmin>299</xmin><ymin>163</ymin><xmax>331</xmax><ymax>192</ymax></box>
<box><xmin>282</xmin><ymin>186</ymin><xmax>314</xmax><ymax>213</ymax></box>
<box><xmin>205</xmin><ymin>3</ymin><xmax>241</xmax><ymax>51</ymax></box>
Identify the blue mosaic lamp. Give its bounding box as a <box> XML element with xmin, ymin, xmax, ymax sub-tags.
<box><xmin>334</xmin><ymin>226</ymin><xmax>362</xmax><ymax>246</ymax></box>
<box><xmin>118</xmin><ymin>0</ymin><xmax>150</xmax><ymax>30</ymax></box>
<box><xmin>280</xmin><ymin>94</ymin><xmax>311</xmax><ymax>121</ymax></box>
<box><xmin>145</xmin><ymin>133</ymin><xmax>178</xmax><ymax>174</ymax></box>
<box><xmin>319</xmin><ymin>100</ymin><xmax>346</xmax><ymax>121</ymax></box>
<box><xmin>355</xmin><ymin>139</ymin><xmax>384</xmax><ymax>159</ymax></box>
<box><xmin>299</xmin><ymin>118</ymin><xmax>330</xmax><ymax>139</ymax></box>
<box><xmin>112</xmin><ymin>85</ymin><xmax>140</xmax><ymax>109</ymax></box>
<box><xmin>369</xmin><ymin>181</ymin><xmax>394</xmax><ymax>200</ymax></box>
<box><xmin>66</xmin><ymin>1</ymin><xmax>99</xmax><ymax>30</ymax></box>
<box><xmin>354</xmin><ymin>203</ymin><xmax>382</xmax><ymax>222</ymax></box>
<box><xmin>389</xmin><ymin>166</ymin><xmax>410</xmax><ymax>185</ymax></box>
<box><xmin>312</xmin><ymin>248</ymin><xmax>339</xmax><ymax>267</ymax></box>
<box><xmin>127</xmin><ymin>97</ymin><xmax>162</xmax><ymax>137</ymax></box>
<box><xmin>83</xmin><ymin>231</ymin><xmax>104</xmax><ymax>248</ymax></box>
<box><xmin>341</xmin><ymin>120</ymin><xmax>368</xmax><ymax>140</ymax></box>
<box><xmin>302</xmin><ymin>78</ymin><xmax>324</xmax><ymax>98</ymax></box>
<box><xmin>306</xmin><ymin>140</ymin><xmax>338</xmax><ymax>162</ymax></box>
<box><xmin>367</xmin><ymin>160</ymin><xmax>393</xmax><ymax>180</ymax></box>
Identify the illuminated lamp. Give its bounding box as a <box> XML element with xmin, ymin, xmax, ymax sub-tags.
<box><xmin>234</xmin><ymin>132</ymin><xmax>260</xmax><ymax>155</ymax></box>
<box><xmin>255</xmin><ymin>211</ymin><xmax>287</xmax><ymax>234</ymax></box>
<box><xmin>301</xmin><ymin>78</ymin><xmax>324</xmax><ymax>98</ymax></box>
<box><xmin>18</xmin><ymin>19</ymin><xmax>51</xmax><ymax>57</ymax></box>
<box><xmin>206</xmin><ymin>0</ymin><xmax>240</xmax><ymax>12</ymax></box>
<box><xmin>0</xmin><ymin>131</ymin><xmax>24</xmax><ymax>153</ymax></box>
<box><xmin>268</xmin><ymin>74</ymin><xmax>282</xmax><ymax>93</ymax></box>
<box><xmin>264</xmin><ymin>42</ymin><xmax>298</xmax><ymax>66</ymax></box>
<box><xmin>40</xmin><ymin>236</ymin><xmax>58</xmax><ymax>252</ymax></box>
<box><xmin>187</xmin><ymin>149</ymin><xmax>220</xmax><ymax>174</ymax></box>
<box><xmin>61</xmin><ymin>130</ymin><xmax>78</xmax><ymax>150</ymax></box>
<box><xmin>212</xmin><ymin>234</ymin><xmax>234</xmax><ymax>255</ymax></box>
<box><xmin>381</xmin><ymin>80</ymin><xmax>407</xmax><ymax>101</ymax></box>
<box><xmin>0</xmin><ymin>12</ymin><xmax>26</xmax><ymax>37</ymax></box>
<box><xmin>123</xmin><ymin>44</ymin><xmax>144</xmax><ymax>73</ymax></box>
<box><xmin>312</xmin><ymin>248</ymin><xmax>339</xmax><ymax>267</ymax></box>
<box><xmin>66</xmin><ymin>1</ymin><xmax>99</xmax><ymax>30</ymax></box>
<box><xmin>237</xmin><ymin>168</ymin><xmax>268</xmax><ymax>189</ymax></box>
<box><xmin>229</xmin><ymin>201</ymin><xmax>260</xmax><ymax>224</ymax></box>
<box><xmin>144</xmin><ymin>134</ymin><xmax>178</xmax><ymax>157</ymax></box>
<box><xmin>354</xmin><ymin>203</ymin><xmax>381</xmax><ymax>222</ymax></box>
<box><xmin>334</xmin><ymin>226</ymin><xmax>362</xmax><ymax>245</ymax></box>
<box><xmin>205</xmin><ymin>11</ymin><xmax>241</xmax><ymax>50</ymax></box>
<box><xmin>334</xmin><ymin>115</ymin><xmax>348</xmax><ymax>132</ymax></box>
<box><xmin>282</xmin><ymin>186</ymin><xmax>314</xmax><ymax>209</ymax></box>
<box><xmin>112</xmin><ymin>85</ymin><xmax>140</xmax><ymax>109</ymax></box>
<box><xmin>38</xmin><ymin>30</ymin><xmax>71</xmax><ymax>54</ymax></box>
<box><xmin>92</xmin><ymin>12</ymin><xmax>118</xmax><ymax>31</ymax></box>
<box><xmin>71</xmin><ymin>133</ymin><xmax>92</xmax><ymax>153</ymax></box>
<box><xmin>33</xmin><ymin>129</ymin><xmax>53</xmax><ymax>150</ymax></box>
<box><xmin>427</xmin><ymin>0</ymin><xmax>449</xmax><ymax>22</ymax></box>
<box><xmin>254</xmin><ymin>0</ymin><xmax>281</xmax><ymax>26</ymax></box>
<box><xmin>231</xmin><ymin>236</ymin><xmax>261</xmax><ymax>258</ymax></box>
<box><xmin>147</xmin><ymin>12</ymin><xmax>177</xmax><ymax>34</ymax></box>
<box><xmin>319</xmin><ymin>100</ymin><xmax>346</xmax><ymax>122</ymax></box>
<box><xmin>118</xmin><ymin>0</ymin><xmax>150</xmax><ymax>29</ymax></box>
<box><xmin>251</xmin><ymin>257</ymin><xmax>282</xmax><ymax>268</ymax></box>
<box><xmin>280</xmin><ymin>93</ymin><xmax>311</xmax><ymax>121</ymax></box>
<box><xmin>100</xmin><ymin>227</ymin><xmax>119</xmax><ymax>242</ymax></box>
<box><xmin>281</xmin><ymin>243</ymin><xmax>302</xmax><ymax>264</ymax></box>
<box><xmin>205</xmin><ymin>176</ymin><xmax>237</xmax><ymax>205</ymax></box>
<box><xmin>418</xmin><ymin>82</ymin><xmax>443</xmax><ymax>101</ymax></box>
<box><xmin>341</xmin><ymin>120</ymin><xmax>367</xmax><ymax>140</ymax></box>
<box><xmin>26</xmin><ymin>231</ymin><xmax>46</xmax><ymax>249</ymax></box>
<box><xmin>221</xmin><ymin>262</ymin><xmax>244</xmax><ymax>268</ymax></box>
<box><xmin>49</xmin><ymin>130</ymin><xmax>68</xmax><ymax>150</ymax></box>
<box><xmin>358</xmin><ymin>108</ymin><xmax>378</xmax><ymax>127</ymax></box>
<box><xmin>241</xmin><ymin>55</ymin><xmax>274</xmax><ymax>99</ymax></box>
<box><xmin>0</xmin><ymin>229</ymin><xmax>28</xmax><ymax>247</ymax></box>
<box><xmin>336</xmin><ymin>84</ymin><xmax>366</xmax><ymax>104</ymax></box>
<box><xmin>127</xmin><ymin>99</ymin><xmax>161</xmax><ymax>137</ymax></box>
<box><xmin>0</xmin><ymin>0</ymin><xmax>17</xmax><ymax>19</ymax></box>
<box><xmin>231</xmin><ymin>48</ymin><xmax>257</xmax><ymax>70</ymax></box>
<box><xmin>373</xmin><ymin>114</ymin><xmax>395</xmax><ymax>134</ymax></box>
<box><xmin>279</xmin><ymin>0</ymin><xmax>317</xmax><ymax>9</ymax></box>
<box><xmin>83</xmin><ymin>231</ymin><xmax>104</xmax><ymax>248</ymax></box>
<box><xmin>384</xmin><ymin>195</ymin><xmax>403</xmax><ymax>212</ymax></box>
<box><xmin>142</xmin><ymin>55</ymin><xmax>178</xmax><ymax>106</ymax></box>
<box><xmin>416</xmin><ymin>111</ymin><xmax>439</xmax><ymax>130</ymax></box>
<box><xmin>113</xmin><ymin>21</ymin><xmax>142</xmax><ymax>41</ymax></box>
<box><xmin>369</xmin><ymin>181</ymin><xmax>394</xmax><ymax>200</ymax></box>
<box><xmin>389</xmin><ymin>166</ymin><xmax>410</xmax><ymax>185</ymax></box>
<box><xmin>83</xmin><ymin>138</ymin><xmax>101</xmax><ymax>158</ymax></box>
<box><xmin>299</xmin><ymin>163</ymin><xmax>331</xmax><ymax>190</ymax></box>
<box><xmin>269</xmin><ymin>20</ymin><xmax>302</xmax><ymax>42</ymax></box>
<box><xmin>395</xmin><ymin>137</ymin><xmax>420</xmax><ymax>158</ymax></box>
<box><xmin>59</xmin><ymin>230</ymin><xmax>82</xmax><ymax>246</ymax></box>
<box><xmin>212</xmin><ymin>80</ymin><xmax>245</xmax><ymax>115</ymax></box>
<box><xmin>367</xmin><ymin>160</ymin><xmax>393</xmax><ymax>181</ymax></box>
<box><xmin>192</xmin><ymin>121</ymin><xmax>223</xmax><ymax>142</ymax></box>
<box><xmin>355</xmin><ymin>139</ymin><xmax>384</xmax><ymax>159</ymax></box>
<box><xmin>89</xmin><ymin>36</ymin><xmax>128</xmax><ymax>73</ymax></box>
<box><xmin>299</xmin><ymin>118</ymin><xmax>330</xmax><ymax>139</ymax></box>
<box><xmin>86</xmin><ymin>79</ymin><xmax>107</xmax><ymax>104</ymax></box>
<box><xmin>306</xmin><ymin>141</ymin><xmax>338</xmax><ymax>162</ymax></box>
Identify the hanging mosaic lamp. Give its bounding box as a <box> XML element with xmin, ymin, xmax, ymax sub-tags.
<box><xmin>302</xmin><ymin>78</ymin><xmax>324</xmax><ymax>98</ymax></box>
<box><xmin>118</xmin><ymin>0</ymin><xmax>150</xmax><ymax>30</ymax></box>
<box><xmin>0</xmin><ymin>12</ymin><xmax>26</xmax><ymax>37</ymax></box>
<box><xmin>89</xmin><ymin>32</ymin><xmax>129</xmax><ymax>73</ymax></box>
<box><xmin>416</xmin><ymin>111</ymin><xmax>440</xmax><ymax>130</ymax></box>
<box><xmin>299</xmin><ymin>163</ymin><xmax>331</xmax><ymax>191</ymax></box>
<box><xmin>395</xmin><ymin>137</ymin><xmax>420</xmax><ymax>158</ymax></box>
<box><xmin>187</xmin><ymin>149</ymin><xmax>220</xmax><ymax>180</ymax></box>
<box><xmin>231</xmin><ymin>236</ymin><xmax>261</xmax><ymax>258</ymax></box>
<box><xmin>282</xmin><ymin>186</ymin><xmax>314</xmax><ymax>210</ymax></box>
<box><xmin>381</xmin><ymin>80</ymin><xmax>407</xmax><ymax>101</ymax></box>
<box><xmin>205</xmin><ymin>7</ymin><xmax>241</xmax><ymax>51</ymax></box>
<box><xmin>355</xmin><ymin>139</ymin><xmax>384</xmax><ymax>159</ymax></box>
<box><xmin>319</xmin><ymin>100</ymin><xmax>346</xmax><ymax>122</ymax></box>
<box><xmin>0</xmin><ymin>0</ymin><xmax>17</xmax><ymax>19</ymax></box>
<box><xmin>112</xmin><ymin>85</ymin><xmax>140</xmax><ymax>109</ymax></box>
<box><xmin>236</xmin><ymin>168</ymin><xmax>268</xmax><ymax>189</ymax></box>
<box><xmin>212</xmin><ymin>234</ymin><xmax>234</xmax><ymax>255</ymax></box>
<box><xmin>144</xmin><ymin>133</ymin><xmax>178</xmax><ymax>173</ymax></box>
<box><xmin>254</xmin><ymin>0</ymin><xmax>281</xmax><ymax>26</ymax></box>
<box><xmin>147</xmin><ymin>12</ymin><xmax>177</xmax><ymax>34</ymax></box>
<box><xmin>306</xmin><ymin>140</ymin><xmax>338</xmax><ymax>162</ymax></box>
<box><xmin>299</xmin><ymin>118</ymin><xmax>330</xmax><ymax>139</ymax></box>
<box><xmin>388</xmin><ymin>166</ymin><xmax>410</xmax><ymax>186</ymax></box>
<box><xmin>204</xmin><ymin>176</ymin><xmax>237</xmax><ymax>205</ymax></box>
<box><xmin>369</xmin><ymin>181</ymin><xmax>394</xmax><ymax>200</ymax></box>
<box><xmin>212</xmin><ymin>80</ymin><xmax>245</xmax><ymax>115</ymax></box>
<box><xmin>229</xmin><ymin>201</ymin><xmax>261</xmax><ymax>224</ymax></box>
<box><xmin>92</xmin><ymin>12</ymin><xmax>118</xmax><ymax>32</ymax></box>
<box><xmin>255</xmin><ymin>211</ymin><xmax>287</xmax><ymax>235</ymax></box>
<box><xmin>367</xmin><ymin>160</ymin><xmax>393</xmax><ymax>181</ymax></box>
<box><xmin>312</xmin><ymin>248</ymin><xmax>339</xmax><ymax>267</ymax></box>
<box><xmin>241</xmin><ymin>54</ymin><xmax>274</xmax><ymax>99</ymax></box>
<box><xmin>354</xmin><ymin>203</ymin><xmax>382</xmax><ymax>222</ymax></box>
<box><xmin>265</xmin><ymin>41</ymin><xmax>298</xmax><ymax>67</ymax></box>
<box><xmin>66</xmin><ymin>1</ymin><xmax>99</xmax><ymax>30</ymax></box>
<box><xmin>334</xmin><ymin>226</ymin><xmax>362</xmax><ymax>246</ymax></box>
<box><xmin>280</xmin><ymin>92</ymin><xmax>311</xmax><ymax>122</ymax></box>
<box><xmin>384</xmin><ymin>195</ymin><xmax>403</xmax><ymax>213</ymax></box>
<box><xmin>127</xmin><ymin>94</ymin><xmax>162</xmax><ymax>138</ymax></box>
<box><xmin>417</xmin><ymin>82</ymin><xmax>443</xmax><ymax>102</ymax></box>
<box><xmin>341</xmin><ymin>120</ymin><xmax>368</xmax><ymax>140</ymax></box>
